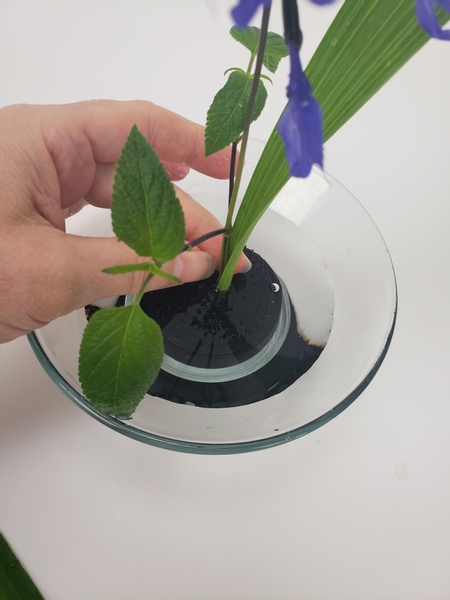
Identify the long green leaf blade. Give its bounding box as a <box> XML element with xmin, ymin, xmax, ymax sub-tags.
<box><xmin>218</xmin><ymin>0</ymin><xmax>450</xmax><ymax>290</ymax></box>
<box><xmin>79</xmin><ymin>305</ymin><xmax>164</xmax><ymax>417</ymax></box>
<box><xmin>309</xmin><ymin>1</ymin><xmax>449</xmax><ymax>140</ymax></box>
<box><xmin>0</xmin><ymin>534</ymin><xmax>45</xmax><ymax>600</ymax></box>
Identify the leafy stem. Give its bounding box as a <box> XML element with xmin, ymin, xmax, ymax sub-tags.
<box><xmin>76</xmin><ymin>0</ymin><xmax>445</xmax><ymax>418</ymax></box>
<box><xmin>219</xmin><ymin>3</ymin><xmax>272</xmax><ymax>275</ymax></box>
<box><xmin>247</xmin><ymin>48</ymin><xmax>257</xmax><ymax>75</ymax></box>
<box><xmin>134</xmin><ymin>272</ymin><xmax>154</xmax><ymax>305</ymax></box>
<box><xmin>228</xmin><ymin>140</ymin><xmax>239</xmax><ymax>205</ymax></box>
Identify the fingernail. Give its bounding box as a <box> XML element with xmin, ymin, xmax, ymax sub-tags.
<box><xmin>199</xmin><ymin>253</ymin><xmax>217</xmax><ymax>280</ymax></box>
<box><xmin>173</xmin><ymin>252</ymin><xmax>217</xmax><ymax>282</ymax></box>
<box><xmin>165</xmin><ymin>163</ymin><xmax>190</xmax><ymax>181</ymax></box>
<box><xmin>172</xmin><ymin>256</ymin><xmax>184</xmax><ymax>279</ymax></box>
<box><xmin>238</xmin><ymin>257</ymin><xmax>252</xmax><ymax>274</ymax></box>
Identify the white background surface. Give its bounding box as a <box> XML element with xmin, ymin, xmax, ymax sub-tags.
<box><xmin>1</xmin><ymin>1</ymin><xmax>450</xmax><ymax>599</ymax></box>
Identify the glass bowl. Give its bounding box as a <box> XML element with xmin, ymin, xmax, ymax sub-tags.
<box><xmin>28</xmin><ymin>144</ymin><xmax>397</xmax><ymax>454</ymax></box>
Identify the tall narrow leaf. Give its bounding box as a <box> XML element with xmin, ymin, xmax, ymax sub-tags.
<box><xmin>0</xmin><ymin>534</ymin><xmax>45</xmax><ymax>600</ymax></box>
<box><xmin>217</xmin><ymin>0</ymin><xmax>450</xmax><ymax>289</ymax></box>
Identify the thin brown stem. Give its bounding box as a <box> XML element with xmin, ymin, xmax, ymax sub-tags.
<box><xmin>182</xmin><ymin>228</ymin><xmax>229</xmax><ymax>253</ymax></box>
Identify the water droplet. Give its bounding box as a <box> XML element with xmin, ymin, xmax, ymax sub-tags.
<box><xmin>270</xmin><ymin>283</ymin><xmax>280</xmax><ymax>293</ymax></box>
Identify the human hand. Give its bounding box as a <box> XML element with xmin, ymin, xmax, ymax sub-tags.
<box><xmin>0</xmin><ymin>100</ymin><xmax>247</xmax><ymax>343</ymax></box>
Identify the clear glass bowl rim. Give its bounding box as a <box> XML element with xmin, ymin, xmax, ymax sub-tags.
<box><xmin>27</xmin><ymin>156</ymin><xmax>398</xmax><ymax>455</ymax></box>
<box><xmin>29</xmin><ymin>316</ymin><xmax>396</xmax><ymax>454</ymax></box>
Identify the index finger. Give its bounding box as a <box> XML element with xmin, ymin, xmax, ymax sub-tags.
<box><xmin>46</xmin><ymin>100</ymin><xmax>234</xmax><ymax>180</ymax></box>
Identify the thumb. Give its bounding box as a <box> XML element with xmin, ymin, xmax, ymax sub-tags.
<box><xmin>9</xmin><ymin>226</ymin><xmax>217</xmax><ymax>334</ymax></box>
<box><xmin>62</xmin><ymin>234</ymin><xmax>217</xmax><ymax>312</ymax></box>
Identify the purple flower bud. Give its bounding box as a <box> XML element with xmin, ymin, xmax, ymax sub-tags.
<box><xmin>278</xmin><ymin>42</ymin><xmax>323</xmax><ymax>178</ymax></box>
<box><xmin>231</xmin><ymin>0</ymin><xmax>272</xmax><ymax>28</ymax></box>
<box><xmin>415</xmin><ymin>0</ymin><xmax>450</xmax><ymax>40</ymax></box>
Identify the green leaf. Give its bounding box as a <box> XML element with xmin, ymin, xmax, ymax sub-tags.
<box><xmin>230</xmin><ymin>26</ymin><xmax>288</xmax><ymax>73</ymax></box>
<box><xmin>102</xmin><ymin>262</ymin><xmax>182</xmax><ymax>284</ymax></box>
<box><xmin>0</xmin><ymin>533</ymin><xmax>45</xmax><ymax>600</ymax></box>
<box><xmin>217</xmin><ymin>0</ymin><xmax>450</xmax><ymax>290</ymax></box>
<box><xmin>146</xmin><ymin>263</ymin><xmax>182</xmax><ymax>284</ymax></box>
<box><xmin>205</xmin><ymin>70</ymin><xmax>267</xmax><ymax>156</ymax></box>
<box><xmin>111</xmin><ymin>125</ymin><xmax>185</xmax><ymax>262</ymax></box>
<box><xmin>263</xmin><ymin>31</ymin><xmax>289</xmax><ymax>73</ymax></box>
<box><xmin>103</xmin><ymin>263</ymin><xmax>154</xmax><ymax>275</ymax></box>
<box><xmin>79</xmin><ymin>305</ymin><xmax>164</xmax><ymax>417</ymax></box>
<box><xmin>230</xmin><ymin>26</ymin><xmax>260</xmax><ymax>55</ymax></box>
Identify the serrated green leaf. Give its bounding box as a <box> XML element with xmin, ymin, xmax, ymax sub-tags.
<box><xmin>79</xmin><ymin>305</ymin><xmax>163</xmax><ymax>417</ymax></box>
<box><xmin>111</xmin><ymin>125</ymin><xmax>185</xmax><ymax>263</ymax></box>
<box><xmin>103</xmin><ymin>262</ymin><xmax>182</xmax><ymax>283</ymax></box>
<box><xmin>217</xmin><ymin>0</ymin><xmax>450</xmax><ymax>290</ymax></box>
<box><xmin>263</xmin><ymin>31</ymin><xmax>289</xmax><ymax>73</ymax></box>
<box><xmin>230</xmin><ymin>25</ymin><xmax>260</xmax><ymax>54</ymax></box>
<box><xmin>230</xmin><ymin>26</ymin><xmax>288</xmax><ymax>73</ymax></box>
<box><xmin>205</xmin><ymin>70</ymin><xmax>267</xmax><ymax>156</ymax></box>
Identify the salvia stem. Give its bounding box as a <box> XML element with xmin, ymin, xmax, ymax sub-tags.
<box><xmin>228</xmin><ymin>141</ymin><xmax>239</xmax><ymax>205</ymax></box>
<box><xmin>134</xmin><ymin>272</ymin><xmax>154</xmax><ymax>305</ymax></box>
<box><xmin>220</xmin><ymin>3</ymin><xmax>272</xmax><ymax>275</ymax></box>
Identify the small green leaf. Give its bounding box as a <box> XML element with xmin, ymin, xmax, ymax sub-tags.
<box><xmin>224</xmin><ymin>66</ymin><xmax>246</xmax><ymax>77</ymax></box>
<box><xmin>103</xmin><ymin>263</ymin><xmax>154</xmax><ymax>275</ymax></box>
<box><xmin>146</xmin><ymin>263</ymin><xmax>182</xmax><ymax>284</ymax></box>
<box><xmin>230</xmin><ymin>25</ymin><xmax>260</xmax><ymax>55</ymax></box>
<box><xmin>103</xmin><ymin>262</ymin><xmax>182</xmax><ymax>284</ymax></box>
<box><xmin>230</xmin><ymin>26</ymin><xmax>288</xmax><ymax>73</ymax></box>
<box><xmin>111</xmin><ymin>125</ymin><xmax>185</xmax><ymax>262</ymax></box>
<box><xmin>205</xmin><ymin>70</ymin><xmax>267</xmax><ymax>156</ymax></box>
<box><xmin>263</xmin><ymin>31</ymin><xmax>289</xmax><ymax>73</ymax></box>
<box><xmin>79</xmin><ymin>305</ymin><xmax>164</xmax><ymax>417</ymax></box>
<box><xmin>260</xmin><ymin>74</ymin><xmax>273</xmax><ymax>84</ymax></box>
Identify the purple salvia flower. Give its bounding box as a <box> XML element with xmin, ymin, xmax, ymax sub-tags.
<box><xmin>231</xmin><ymin>0</ymin><xmax>272</xmax><ymax>28</ymax></box>
<box><xmin>415</xmin><ymin>0</ymin><xmax>450</xmax><ymax>40</ymax></box>
<box><xmin>278</xmin><ymin>42</ymin><xmax>323</xmax><ymax>178</ymax></box>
